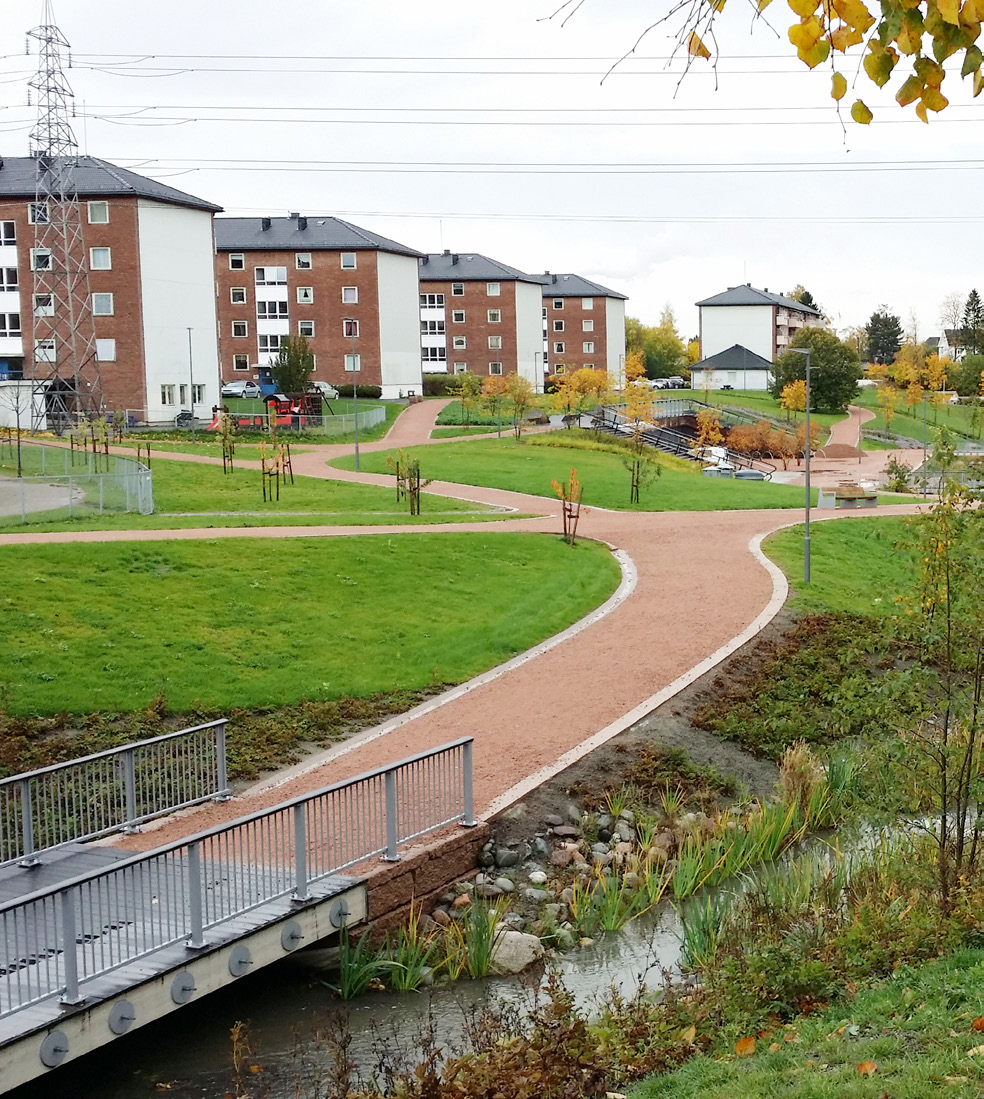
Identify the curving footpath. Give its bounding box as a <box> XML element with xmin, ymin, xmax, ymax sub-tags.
<box><xmin>3</xmin><ymin>400</ymin><xmax>925</xmax><ymax>846</ymax></box>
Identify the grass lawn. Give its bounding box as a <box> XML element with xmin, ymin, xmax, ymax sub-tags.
<box><xmin>853</xmin><ymin>386</ymin><xmax>980</xmax><ymax>445</ymax></box>
<box><xmin>430</xmin><ymin>426</ymin><xmax>503</xmax><ymax>439</ymax></box>
<box><xmin>631</xmin><ymin>948</ymin><xmax>984</xmax><ymax>1099</ymax></box>
<box><xmin>0</xmin><ymin>532</ymin><xmax>620</xmax><ymax>714</ymax></box>
<box><xmin>332</xmin><ymin>437</ymin><xmax>817</xmax><ymax>511</ymax></box>
<box><xmin>0</xmin><ymin>451</ymin><xmax>502</xmax><ymax>532</ymax></box>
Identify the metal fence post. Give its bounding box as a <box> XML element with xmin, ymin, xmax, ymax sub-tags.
<box><xmin>59</xmin><ymin>889</ymin><xmax>83</xmax><ymax>1005</ymax></box>
<box><xmin>19</xmin><ymin>779</ymin><xmax>38</xmax><ymax>866</ymax></box>
<box><xmin>293</xmin><ymin>805</ymin><xmax>309</xmax><ymax>902</ymax></box>
<box><xmin>383</xmin><ymin>769</ymin><xmax>400</xmax><ymax>861</ymax></box>
<box><xmin>461</xmin><ymin>740</ymin><xmax>478</xmax><ymax>828</ymax></box>
<box><xmin>122</xmin><ymin>749</ymin><xmax>137</xmax><ymax>831</ymax></box>
<box><xmin>187</xmin><ymin>842</ymin><xmax>205</xmax><ymax>949</ymax></box>
<box><xmin>214</xmin><ymin>721</ymin><xmax>231</xmax><ymax>800</ymax></box>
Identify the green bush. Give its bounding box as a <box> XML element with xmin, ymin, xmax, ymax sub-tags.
<box><xmin>422</xmin><ymin>372</ymin><xmax>463</xmax><ymax>397</ymax></box>
<box><xmin>334</xmin><ymin>384</ymin><xmax>382</xmax><ymax>399</ymax></box>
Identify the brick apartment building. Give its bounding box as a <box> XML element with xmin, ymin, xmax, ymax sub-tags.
<box><xmin>214</xmin><ymin>215</ymin><xmax>423</xmax><ymax>400</ymax></box>
<box><xmin>535</xmin><ymin>272</ymin><xmax>627</xmax><ymax>380</ymax></box>
<box><xmin>0</xmin><ymin>156</ymin><xmax>221</xmax><ymax>424</ymax></box>
<box><xmin>418</xmin><ymin>251</ymin><xmax>543</xmax><ymax>388</ymax></box>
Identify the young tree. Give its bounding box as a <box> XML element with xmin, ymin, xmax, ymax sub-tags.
<box><xmin>621</xmin><ymin>372</ymin><xmax>662</xmax><ymax>503</ymax></box>
<box><xmin>866</xmin><ymin>309</ymin><xmax>903</xmax><ymax>365</ymax></box>
<box><xmin>458</xmin><ymin>372</ymin><xmax>482</xmax><ymax>426</ymax></box>
<box><xmin>693</xmin><ymin>407</ymin><xmax>724</xmax><ymax>454</ymax></box>
<box><xmin>550</xmin><ymin>367</ymin><xmax>612</xmax><ymax>426</ymax></box>
<box><xmin>766</xmin><ymin>425</ymin><xmax>798</xmax><ymax>470</ymax></box>
<box><xmin>780</xmin><ymin>379</ymin><xmax>807</xmax><ymax>420</ymax></box>
<box><xmin>686</xmin><ymin>337</ymin><xmax>701</xmax><ymax>365</ymax></box>
<box><xmin>905</xmin><ymin>380</ymin><xmax>925</xmax><ymax>415</ymax></box>
<box><xmin>842</xmin><ymin>325</ymin><xmax>868</xmax><ymax>363</ymax></box>
<box><xmin>877</xmin><ymin>384</ymin><xmax>899</xmax><ymax>432</ymax></box>
<box><xmin>770</xmin><ymin>327</ymin><xmax>861</xmax><ymax>413</ymax></box>
<box><xmin>924</xmin><ymin>353</ymin><xmax>951</xmax><ymax>423</ymax></box>
<box><xmin>963</xmin><ymin>289</ymin><xmax>984</xmax><ymax>355</ymax></box>
<box><xmin>271</xmin><ymin>334</ymin><xmax>315</xmax><ymax>394</ymax></box>
<box><xmin>481</xmin><ymin>374</ymin><xmax>509</xmax><ymax>437</ymax></box>
<box><xmin>506</xmin><ymin>373</ymin><xmax>534</xmax><ymax>440</ymax></box>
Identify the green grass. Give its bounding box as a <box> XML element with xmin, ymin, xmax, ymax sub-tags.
<box><xmin>0</xmin><ymin>532</ymin><xmax>620</xmax><ymax>714</ymax></box>
<box><xmin>0</xmin><ymin>451</ymin><xmax>501</xmax><ymax>532</ymax></box>
<box><xmin>764</xmin><ymin>516</ymin><xmax>918</xmax><ymax>613</ymax></box>
<box><xmin>630</xmin><ymin>948</ymin><xmax>984</xmax><ymax>1099</ymax></box>
<box><xmin>430</xmin><ymin>426</ymin><xmax>503</xmax><ymax>439</ymax></box>
<box><xmin>692</xmin><ymin>389</ymin><xmax>846</xmax><ymax>433</ymax></box>
<box><xmin>332</xmin><ymin>437</ymin><xmax>818</xmax><ymax>512</ymax></box>
<box><xmin>853</xmin><ymin>387</ymin><xmax>981</xmax><ymax>445</ymax></box>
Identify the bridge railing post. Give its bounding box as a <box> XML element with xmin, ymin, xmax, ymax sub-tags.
<box><xmin>293</xmin><ymin>805</ymin><xmax>309</xmax><ymax>903</ymax></box>
<box><xmin>59</xmin><ymin>888</ymin><xmax>82</xmax><ymax>1006</ymax></box>
<box><xmin>122</xmin><ymin>748</ymin><xmax>137</xmax><ymax>831</ymax></box>
<box><xmin>187</xmin><ymin>842</ymin><xmax>205</xmax><ymax>949</ymax></box>
<box><xmin>214</xmin><ymin>721</ymin><xmax>230</xmax><ymax>800</ymax></box>
<box><xmin>383</xmin><ymin>769</ymin><xmax>400</xmax><ymax>862</ymax></box>
<box><xmin>461</xmin><ymin>740</ymin><xmax>477</xmax><ymax>827</ymax></box>
<box><xmin>19</xmin><ymin>779</ymin><xmax>37</xmax><ymax>866</ymax></box>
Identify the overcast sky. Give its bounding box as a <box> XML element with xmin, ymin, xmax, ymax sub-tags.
<box><xmin>2</xmin><ymin>0</ymin><xmax>982</xmax><ymax>343</ymax></box>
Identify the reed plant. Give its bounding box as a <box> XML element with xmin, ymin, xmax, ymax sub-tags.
<box><xmin>443</xmin><ymin>899</ymin><xmax>505</xmax><ymax>978</ymax></box>
<box><xmin>385</xmin><ymin>902</ymin><xmax>441</xmax><ymax>992</ymax></box>
<box><xmin>322</xmin><ymin>928</ymin><xmax>397</xmax><ymax>1000</ymax></box>
<box><xmin>678</xmin><ymin>891</ymin><xmax>732</xmax><ymax>969</ymax></box>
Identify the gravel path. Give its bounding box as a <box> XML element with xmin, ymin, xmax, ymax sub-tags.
<box><xmin>3</xmin><ymin>400</ymin><xmax>925</xmax><ymax>847</ymax></box>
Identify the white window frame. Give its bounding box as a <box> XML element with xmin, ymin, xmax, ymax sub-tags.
<box><xmin>0</xmin><ymin>313</ymin><xmax>22</xmax><ymax>338</ymax></box>
<box><xmin>233</xmin><ymin>354</ymin><xmax>250</xmax><ymax>371</ymax></box>
<box><xmin>421</xmin><ymin>320</ymin><xmax>445</xmax><ymax>335</ymax></box>
<box><xmin>35</xmin><ymin>338</ymin><xmax>56</xmax><ymax>363</ymax></box>
<box><xmin>258</xmin><ymin>334</ymin><xmax>283</xmax><ymax>354</ymax></box>
<box><xmin>229</xmin><ymin>253</ymin><xmax>245</xmax><ymax>270</ymax></box>
<box><xmin>582</xmin><ymin>319</ymin><xmax>594</xmax><ymax>332</ymax></box>
<box><xmin>553</xmin><ymin>319</ymin><xmax>565</xmax><ymax>332</ymax></box>
<box><xmin>297</xmin><ymin>286</ymin><xmax>314</xmax><ymax>304</ymax></box>
<box><xmin>33</xmin><ymin>294</ymin><xmax>54</xmax><ymax>317</ymax></box>
<box><xmin>451</xmin><ymin>310</ymin><xmax>465</xmax><ymax>323</ymax></box>
<box><xmin>232</xmin><ymin>320</ymin><xmax>249</xmax><ymax>337</ymax></box>
<box><xmin>28</xmin><ymin>202</ymin><xmax>49</xmax><ymax>225</ymax></box>
<box><xmin>230</xmin><ymin>287</ymin><xmax>247</xmax><ymax>304</ymax></box>
<box><xmin>489</xmin><ymin>361</ymin><xmax>503</xmax><ymax>375</ymax></box>
<box><xmin>0</xmin><ymin>221</ymin><xmax>16</xmax><ymax>244</ymax></box>
<box><xmin>31</xmin><ymin>249</ymin><xmax>52</xmax><ymax>271</ymax></box>
<box><xmin>486</xmin><ymin>282</ymin><xmax>501</xmax><ymax>296</ymax></box>
<box><xmin>344</xmin><ymin>352</ymin><xmax>361</xmax><ymax>372</ymax></box>
<box><xmin>554</xmin><ymin>364</ymin><xmax>567</xmax><ymax>375</ymax></box>
<box><xmin>453</xmin><ymin>363</ymin><xmax>468</xmax><ymax>375</ymax></box>
<box><xmin>451</xmin><ymin>282</ymin><xmax>464</xmax><ymax>296</ymax></box>
<box><xmin>295</xmin><ymin>252</ymin><xmax>312</xmax><ymax>270</ymax></box>
<box><xmin>255</xmin><ymin>266</ymin><xmax>287</xmax><ymax>286</ymax></box>
<box><xmin>553</xmin><ymin>299</ymin><xmax>564</xmax><ymax>310</ymax></box>
<box><xmin>0</xmin><ymin>267</ymin><xmax>17</xmax><ymax>292</ymax></box>
<box><xmin>95</xmin><ymin>338</ymin><xmax>116</xmax><ymax>362</ymax></box>
<box><xmin>421</xmin><ymin>347</ymin><xmax>447</xmax><ymax>362</ymax></box>
<box><xmin>256</xmin><ymin>301</ymin><xmax>288</xmax><ymax>320</ymax></box>
<box><xmin>583</xmin><ymin>341</ymin><xmax>595</xmax><ymax>353</ymax></box>
<box><xmin>342</xmin><ymin>286</ymin><xmax>358</xmax><ymax>304</ymax></box>
<box><xmin>340</xmin><ymin>252</ymin><xmax>357</xmax><ymax>269</ymax></box>
<box><xmin>343</xmin><ymin>319</ymin><xmax>359</xmax><ymax>338</ymax></box>
<box><xmin>92</xmin><ymin>292</ymin><xmax>114</xmax><ymax>316</ymax></box>
<box><xmin>487</xmin><ymin>309</ymin><xmax>501</xmax><ymax>323</ymax></box>
<box><xmin>298</xmin><ymin>320</ymin><xmax>315</xmax><ymax>337</ymax></box>
<box><xmin>420</xmin><ymin>293</ymin><xmax>445</xmax><ymax>307</ymax></box>
<box><xmin>161</xmin><ymin>384</ymin><xmax>176</xmax><ymax>406</ymax></box>
<box><xmin>582</xmin><ymin>297</ymin><xmax>594</xmax><ymax>310</ymax></box>
<box><xmin>88</xmin><ymin>201</ymin><xmax>110</xmax><ymax>225</ymax></box>
<box><xmin>452</xmin><ymin>336</ymin><xmax>467</xmax><ymax>350</ymax></box>
<box><xmin>488</xmin><ymin>335</ymin><xmax>502</xmax><ymax>350</ymax></box>
<box><xmin>554</xmin><ymin>342</ymin><xmax>565</xmax><ymax>354</ymax></box>
<box><xmin>89</xmin><ymin>247</ymin><xmax>112</xmax><ymax>271</ymax></box>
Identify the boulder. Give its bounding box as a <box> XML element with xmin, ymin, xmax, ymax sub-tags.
<box><xmin>494</xmin><ymin>877</ymin><xmax>516</xmax><ymax>893</ymax></box>
<box><xmin>495</xmin><ymin>848</ymin><xmax>520</xmax><ymax>868</ymax></box>
<box><xmin>431</xmin><ymin>908</ymin><xmax>451</xmax><ymax>927</ymax></box>
<box><xmin>490</xmin><ymin>930</ymin><xmax>545</xmax><ymax>975</ymax></box>
<box><xmin>528</xmin><ymin>870</ymin><xmax>548</xmax><ymax>886</ymax></box>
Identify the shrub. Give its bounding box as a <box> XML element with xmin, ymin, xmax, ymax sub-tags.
<box><xmin>334</xmin><ymin>384</ymin><xmax>383</xmax><ymax>399</ymax></box>
<box><xmin>422</xmin><ymin>372</ymin><xmax>463</xmax><ymax>397</ymax></box>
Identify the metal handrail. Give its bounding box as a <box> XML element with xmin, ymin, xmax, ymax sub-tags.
<box><xmin>0</xmin><ymin>738</ymin><xmax>475</xmax><ymax>1016</ymax></box>
<box><xmin>0</xmin><ymin>720</ymin><xmax>229</xmax><ymax>867</ymax></box>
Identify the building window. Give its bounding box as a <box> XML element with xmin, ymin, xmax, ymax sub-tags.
<box><xmin>582</xmin><ymin>319</ymin><xmax>594</xmax><ymax>332</ymax></box>
<box><xmin>343</xmin><ymin>318</ymin><xmax>359</xmax><ymax>338</ymax></box>
<box><xmin>420</xmin><ymin>293</ymin><xmax>445</xmax><ymax>307</ymax></box>
<box><xmin>28</xmin><ymin>202</ymin><xmax>49</xmax><ymax>225</ymax></box>
<box><xmin>488</xmin><ymin>335</ymin><xmax>502</xmax><ymax>350</ymax></box>
<box><xmin>256</xmin><ymin>301</ymin><xmax>288</xmax><ymax>319</ymax></box>
<box><xmin>344</xmin><ymin>352</ymin><xmax>361</xmax><ymax>371</ymax></box>
<box><xmin>33</xmin><ymin>294</ymin><xmax>53</xmax><ymax>316</ymax></box>
<box><xmin>95</xmin><ymin>338</ymin><xmax>116</xmax><ymax>361</ymax></box>
<box><xmin>486</xmin><ymin>282</ymin><xmax>500</xmax><ymax>296</ymax></box>
<box><xmin>0</xmin><ymin>221</ymin><xmax>15</xmax><ymax>244</ymax></box>
<box><xmin>232</xmin><ymin>321</ymin><xmax>249</xmax><ymax>337</ymax></box>
<box><xmin>92</xmin><ymin>293</ymin><xmax>114</xmax><ymax>316</ymax></box>
<box><xmin>233</xmin><ymin>354</ymin><xmax>249</xmax><ymax>371</ymax></box>
<box><xmin>161</xmin><ymin>384</ymin><xmax>176</xmax><ymax>405</ymax></box>
<box><xmin>583</xmin><ymin>362</ymin><xmax>594</xmax><ymax>369</ymax></box>
<box><xmin>193</xmin><ymin>384</ymin><xmax>205</xmax><ymax>404</ymax></box>
<box><xmin>582</xmin><ymin>297</ymin><xmax>594</xmax><ymax>310</ymax></box>
<box><xmin>89</xmin><ymin>247</ymin><xmax>112</xmax><ymax>271</ymax></box>
<box><xmin>421</xmin><ymin>320</ymin><xmax>445</xmax><ymax>335</ymax></box>
<box><xmin>31</xmin><ymin>249</ymin><xmax>52</xmax><ymax>271</ymax></box>
<box><xmin>88</xmin><ymin>201</ymin><xmax>110</xmax><ymax>224</ymax></box>
<box><xmin>342</xmin><ymin>286</ymin><xmax>358</xmax><ymax>304</ymax></box>
<box><xmin>451</xmin><ymin>310</ymin><xmax>465</xmax><ymax>323</ymax></box>
<box><xmin>295</xmin><ymin>253</ymin><xmax>312</xmax><ymax>269</ymax></box>
<box><xmin>0</xmin><ymin>268</ymin><xmax>17</xmax><ymax>292</ymax></box>
<box><xmin>451</xmin><ymin>283</ymin><xmax>464</xmax><ymax>296</ymax></box>
<box><xmin>554</xmin><ymin>364</ymin><xmax>566</xmax><ymax>374</ymax></box>
<box><xmin>453</xmin><ymin>363</ymin><xmax>468</xmax><ymax>374</ymax></box>
<box><xmin>554</xmin><ymin>342</ymin><xmax>565</xmax><ymax>353</ymax></box>
<box><xmin>489</xmin><ymin>362</ymin><xmax>503</xmax><ymax>375</ymax></box>
<box><xmin>231</xmin><ymin>287</ymin><xmax>247</xmax><ymax>304</ymax></box>
<box><xmin>179</xmin><ymin>384</ymin><xmax>188</xmax><ymax>405</ymax></box>
<box><xmin>298</xmin><ymin>320</ymin><xmax>315</xmax><ymax>337</ymax></box>
<box><xmin>255</xmin><ymin>266</ymin><xmax>287</xmax><ymax>286</ymax></box>
<box><xmin>487</xmin><ymin>309</ymin><xmax>501</xmax><ymax>323</ymax></box>
<box><xmin>542</xmin><ymin>307</ymin><xmax>548</xmax><ymax>319</ymax></box>
<box><xmin>422</xmin><ymin>347</ymin><xmax>446</xmax><ymax>362</ymax></box>
<box><xmin>553</xmin><ymin>299</ymin><xmax>564</xmax><ymax>310</ymax></box>
<box><xmin>0</xmin><ymin>314</ymin><xmax>21</xmax><ymax>337</ymax></box>
<box><xmin>35</xmin><ymin>339</ymin><xmax>55</xmax><ymax>363</ymax></box>
<box><xmin>583</xmin><ymin>341</ymin><xmax>595</xmax><ymax>353</ymax></box>
<box><xmin>229</xmin><ymin>254</ymin><xmax>245</xmax><ymax>270</ymax></box>
<box><xmin>258</xmin><ymin>334</ymin><xmax>283</xmax><ymax>354</ymax></box>
<box><xmin>297</xmin><ymin>286</ymin><xmax>314</xmax><ymax>304</ymax></box>
<box><xmin>553</xmin><ymin>319</ymin><xmax>565</xmax><ymax>332</ymax></box>
<box><xmin>340</xmin><ymin>253</ymin><xmax>357</xmax><ymax>269</ymax></box>
<box><xmin>452</xmin><ymin>336</ymin><xmax>467</xmax><ymax>350</ymax></box>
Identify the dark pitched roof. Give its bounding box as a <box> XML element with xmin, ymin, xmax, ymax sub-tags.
<box><xmin>0</xmin><ymin>155</ymin><xmax>221</xmax><ymax>212</ymax></box>
<box><xmin>695</xmin><ymin>344</ymin><xmax>773</xmax><ymax>371</ymax></box>
<box><xmin>419</xmin><ymin>252</ymin><xmax>542</xmax><ymax>283</ymax></box>
<box><xmin>696</xmin><ymin>284</ymin><xmax>820</xmax><ymax>315</ymax></box>
<box><xmin>214</xmin><ymin>215</ymin><xmax>422</xmax><ymax>257</ymax></box>
<box><xmin>533</xmin><ymin>272</ymin><xmax>628</xmax><ymax>300</ymax></box>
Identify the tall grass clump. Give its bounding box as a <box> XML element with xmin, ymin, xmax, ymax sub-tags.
<box><xmin>385</xmin><ymin>902</ymin><xmax>441</xmax><ymax>991</ymax></box>
<box><xmin>322</xmin><ymin>928</ymin><xmax>397</xmax><ymax>1000</ymax></box>
<box><xmin>444</xmin><ymin>899</ymin><xmax>505</xmax><ymax>979</ymax></box>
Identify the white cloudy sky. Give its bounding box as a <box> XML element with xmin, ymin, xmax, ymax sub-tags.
<box><xmin>2</xmin><ymin>0</ymin><xmax>982</xmax><ymax>342</ymax></box>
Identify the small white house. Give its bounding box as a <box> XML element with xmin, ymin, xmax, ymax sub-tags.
<box><xmin>691</xmin><ymin>344</ymin><xmax>772</xmax><ymax>392</ymax></box>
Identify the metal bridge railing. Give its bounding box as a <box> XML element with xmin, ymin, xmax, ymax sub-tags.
<box><xmin>0</xmin><ymin>720</ymin><xmax>230</xmax><ymax>868</ymax></box>
<box><xmin>0</xmin><ymin>738</ymin><xmax>475</xmax><ymax>1018</ymax></box>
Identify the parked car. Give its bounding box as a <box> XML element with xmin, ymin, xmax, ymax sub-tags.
<box><xmin>665</xmin><ymin>376</ymin><xmax>687</xmax><ymax>389</ymax></box>
<box><xmin>309</xmin><ymin>381</ymin><xmax>340</xmax><ymax>400</ymax></box>
<box><xmin>221</xmin><ymin>380</ymin><xmax>262</xmax><ymax>399</ymax></box>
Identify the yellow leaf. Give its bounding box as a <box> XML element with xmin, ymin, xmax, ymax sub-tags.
<box><xmin>851</xmin><ymin>98</ymin><xmax>874</xmax><ymax>122</ymax></box>
<box><xmin>769</xmin><ymin>1042</ymin><xmax>782</xmax><ymax>1052</ymax></box>
<box><xmin>680</xmin><ymin>1024</ymin><xmax>697</xmax><ymax>1043</ymax></box>
<box><xmin>967</xmin><ymin>1043</ymin><xmax>984</xmax><ymax>1056</ymax></box>
<box><xmin>687</xmin><ymin>30</ymin><xmax>711</xmax><ymax>58</ymax></box>
<box><xmin>832</xmin><ymin>70</ymin><xmax>848</xmax><ymax>98</ymax></box>
<box><xmin>898</xmin><ymin>20</ymin><xmax>923</xmax><ymax>52</ymax></box>
<box><xmin>944</xmin><ymin>1076</ymin><xmax>970</xmax><ymax>1084</ymax></box>
<box><xmin>736</xmin><ymin>1035</ymin><xmax>757</xmax><ymax>1057</ymax></box>
<box><xmin>922</xmin><ymin>87</ymin><xmax>949</xmax><ymax>110</ymax></box>
<box><xmin>831</xmin><ymin>0</ymin><xmax>876</xmax><ymax>31</ymax></box>
<box><xmin>757</xmin><ymin>0</ymin><xmax>775</xmax><ymax>10</ymax></box>
<box><xmin>799</xmin><ymin>39</ymin><xmax>832</xmax><ymax>66</ymax></box>
<box><xmin>831</xmin><ymin>24</ymin><xmax>865</xmax><ymax>48</ymax></box>
<box><xmin>939</xmin><ymin>0</ymin><xmax>961</xmax><ymax>23</ymax></box>
<box><xmin>915</xmin><ymin>100</ymin><xmax>929</xmax><ymax>121</ymax></box>
<box><xmin>857</xmin><ymin>1060</ymin><xmax>878</xmax><ymax>1076</ymax></box>
<box><xmin>789</xmin><ymin>15</ymin><xmax>823</xmax><ymax>47</ymax></box>
<box><xmin>788</xmin><ymin>0</ymin><xmax>820</xmax><ymax>16</ymax></box>
<box><xmin>896</xmin><ymin>74</ymin><xmax>924</xmax><ymax>104</ymax></box>
<box><xmin>974</xmin><ymin>68</ymin><xmax>984</xmax><ymax>95</ymax></box>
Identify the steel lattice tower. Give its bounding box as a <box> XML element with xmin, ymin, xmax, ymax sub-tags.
<box><xmin>27</xmin><ymin>1</ymin><xmax>102</xmax><ymax>431</ymax></box>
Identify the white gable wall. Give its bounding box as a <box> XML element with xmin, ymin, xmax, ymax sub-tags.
<box><xmin>701</xmin><ymin>304</ymin><xmax>775</xmax><ymax>362</ymax></box>
<box><xmin>377</xmin><ymin>251</ymin><xmax>423</xmax><ymax>398</ymax></box>
<box><xmin>605</xmin><ymin>297</ymin><xmax>626</xmax><ymax>379</ymax></box>
<box><xmin>515</xmin><ymin>281</ymin><xmax>544</xmax><ymax>389</ymax></box>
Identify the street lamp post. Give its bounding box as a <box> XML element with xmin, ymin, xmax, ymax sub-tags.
<box><xmin>534</xmin><ymin>351</ymin><xmax>543</xmax><ymax>395</ymax></box>
<box><xmin>787</xmin><ymin>347</ymin><xmax>814</xmax><ymax>585</ymax></box>
<box><xmin>345</xmin><ymin>317</ymin><xmax>360</xmax><ymax>470</ymax></box>
<box><xmin>187</xmin><ymin>327</ymin><xmax>196</xmax><ymax>444</ymax></box>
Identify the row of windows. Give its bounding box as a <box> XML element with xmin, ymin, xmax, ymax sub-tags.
<box><xmin>548</xmin><ymin>298</ymin><xmax>594</xmax><ymax>310</ymax></box>
<box><xmin>229</xmin><ymin>252</ymin><xmax>359</xmax><ymax>272</ymax></box>
<box><xmin>441</xmin><ymin>336</ymin><xmax>503</xmax><ymax>350</ymax></box>
<box><xmin>550</xmin><ymin>319</ymin><xmax>594</xmax><ymax>332</ymax></box>
<box><xmin>552</xmin><ymin>342</ymin><xmax>595</xmax><ymax>353</ymax></box>
<box><xmin>450</xmin><ymin>362</ymin><xmax>503</xmax><ymax>375</ymax></box>
<box><xmin>419</xmin><ymin>283</ymin><xmax>499</xmax><ymax>301</ymax></box>
<box><xmin>27</xmin><ymin>202</ymin><xmax>110</xmax><ymax>226</ymax></box>
<box><xmin>16</xmin><ymin>247</ymin><xmax>114</xmax><ymax>273</ymax></box>
<box><xmin>32</xmin><ymin>337</ymin><xmax>117</xmax><ymax>361</ymax></box>
<box><xmin>231</xmin><ymin>319</ymin><xmax>358</xmax><ymax>338</ymax></box>
<box><xmin>160</xmin><ymin>384</ymin><xmax>206</xmax><ymax>406</ymax></box>
<box><xmin>230</xmin><ymin>286</ymin><xmax>359</xmax><ymax>305</ymax></box>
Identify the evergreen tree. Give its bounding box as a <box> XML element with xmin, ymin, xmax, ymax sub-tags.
<box><xmin>865</xmin><ymin>307</ymin><xmax>903</xmax><ymax>364</ymax></box>
<box><xmin>271</xmin><ymin>335</ymin><xmax>315</xmax><ymax>394</ymax></box>
<box><xmin>963</xmin><ymin>289</ymin><xmax>984</xmax><ymax>356</ymax></box>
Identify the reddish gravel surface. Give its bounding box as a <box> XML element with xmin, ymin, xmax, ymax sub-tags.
<box><xmin>2</xmin><ymin>399</ymin><xmax>924</xmax><ymax>850</ymax></box>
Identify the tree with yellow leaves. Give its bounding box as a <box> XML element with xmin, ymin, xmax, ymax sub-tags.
<box><xmin>549</xmin><ymin>367</ymin><xmax>613</xmax><ymax>427</ymax></box>
<box><xmin>693</xmin><ymin>407</ymin><xmax>725</xmax><ymax>456</ymax></box>
<box><xmin>481</xmin><ymin>374</ymin><xmax>510</xmax><ymax>438</ymax></box>
<box><xmin>877</xmin><ymin>384</ymin><xmax>900</xmax><ymax>433</ymax></box>
<box><xmin>621</xmin><ymin>369</ymin><xmax>662</xmax><ymax>503</ymax></box>
<box><xmin>780</xmin><ymin>379</ymin><xmax>808</xmax><ymax>421</ymax></box>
